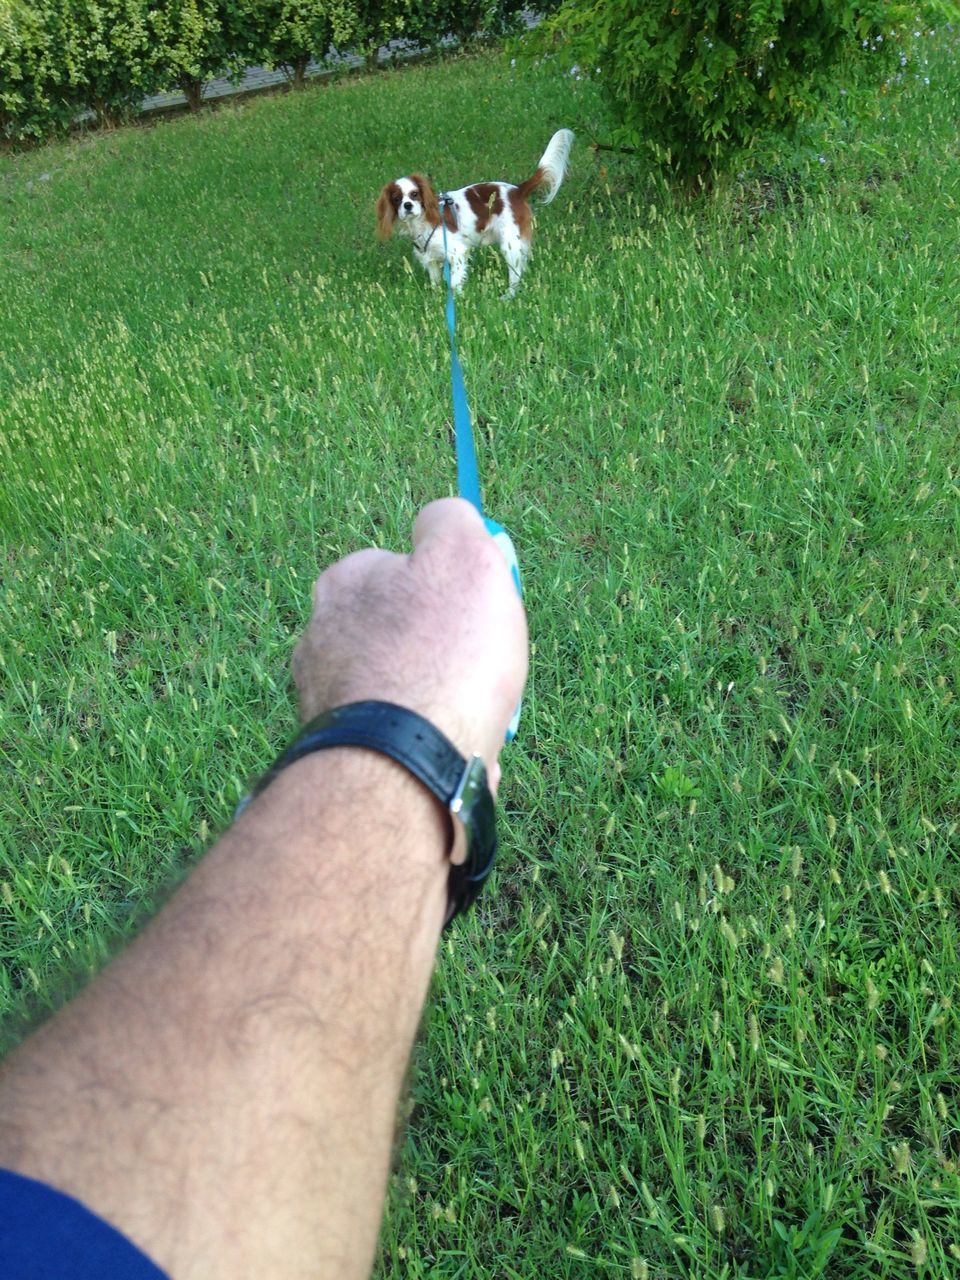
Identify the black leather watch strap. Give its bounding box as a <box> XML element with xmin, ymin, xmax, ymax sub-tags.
<box><xmin>242</xmin><ymin>701</ymin><xmax>497</xmax><ymax>926</ymax></box>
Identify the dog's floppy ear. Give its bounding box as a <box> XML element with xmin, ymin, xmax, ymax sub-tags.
<box><xmin>412</xmin><ymin>173</ymin><xmax>440</xmax><ymax>225</ymax></box>
<box><xmin>376</xmin><ymin>183</ymin><xmax>398</xmax><ymax>240</ymax></box>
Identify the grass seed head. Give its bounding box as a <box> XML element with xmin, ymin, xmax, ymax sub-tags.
<box><xmin>909</xmin><ymin>1235</ymin><xmax>927</xmax><ymax>1269</ymax></box>
<box><xmin>749</xmin><ymin>1014</ymin><xmax>760</xmax><ymax>1052</ymax></box>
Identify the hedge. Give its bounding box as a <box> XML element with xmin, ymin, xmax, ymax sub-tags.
<box><xmin>0</xmin><ymin>0</ymin><xmax>533</xmax><ymax>142</ymax></box>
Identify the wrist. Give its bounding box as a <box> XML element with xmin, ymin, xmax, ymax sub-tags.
<box><xmin>279</xmin><ymin>746</ymin><xmax>451</xmax><ymax>868</ymax></box>
<box><xmin>239</xmin><ymin>702</ymin><xmax>498</xmax><ymax>928</ymax></box>
<box><xmin>241</xmin><ymin>746</ymin><xmax>451</xmax><ymax>930</ymax></box>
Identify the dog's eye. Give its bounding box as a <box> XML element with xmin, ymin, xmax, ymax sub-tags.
<box><xmin>410</xmin><ymin>190</ymin><xmax>419</xmax><ymax>200</ymax></box>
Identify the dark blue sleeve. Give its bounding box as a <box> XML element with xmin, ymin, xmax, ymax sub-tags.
<box><xmin>0</xmin><ymin>1168</ymin><xmax>170</xmax><ymax>1279</ymax></box>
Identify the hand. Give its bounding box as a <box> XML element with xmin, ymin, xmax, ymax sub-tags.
<box><xmin>292</xmin><ymin>498</ymin><xmax>528</xmax><ymax>788</ymax></box>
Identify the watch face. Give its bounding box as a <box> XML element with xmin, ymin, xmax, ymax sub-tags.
<box><xmin>448</xmin><ymin>754</ymin><xmax>495</xmax><ymax>872</ymax></box>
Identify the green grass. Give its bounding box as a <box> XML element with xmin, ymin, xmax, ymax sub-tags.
<box><xmin>2</xmin><ymin>39</ymin><xmax>959</xmax><ymax>1280</ymax></box>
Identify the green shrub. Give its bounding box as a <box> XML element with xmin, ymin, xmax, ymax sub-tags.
<box><xmin>225</xmin><ymin>1</ymin><xmax>358</xmax><ymax>86</ymax></box>
<box><xmin>391</xmin><ymin>0</ymin><xmax>530</xmax><ymax>48</ymax></box>
<box><xmin>1</xmin><ymin>1</ymin><xmax>156</xmax><ymax>138</ymax></box>
<box><xmin>522</xmin><ymin>0</ymin><xmax>959</xmax><ymax>187</ymax></box>
<box><xmin>147</xmin><ymin>0</ymin><xmax>238</xmax><ymax>111</ymax></box>
<box><xmin>64</xmin><ymin>0</ymin><xmax>154</xmax><ymax>123</ymax></box>
<box><xmin>1</xmin><ymin>2</ymin><xmax>72</xmax><ymax>140</ymax></box>
<box><xmin>348</xmin><ymin>0</ymin><xmax>539</xmax><ymax>66</ymax></box>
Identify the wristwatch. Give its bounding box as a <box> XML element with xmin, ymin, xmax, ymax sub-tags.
<box><xmin>239</xmin><ymin>701</ymin><xmax>497</xmax><ymax>927</ymax></box>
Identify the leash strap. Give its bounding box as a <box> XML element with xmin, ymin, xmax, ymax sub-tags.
<box><xmin>438</xmin><ymin>196</ymin><xmax>522</xmax><ymax>741</ymax></box>
<box><xmin>439</xmin><ymin>200</ymin><xmax>484</xmax><ymax>515</ymax></box>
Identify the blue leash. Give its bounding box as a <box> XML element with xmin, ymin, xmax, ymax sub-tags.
<box><xmin>440</xmin><ymin>212</ymin><xmax>483</xmax><ymax>517</ymax></box>
<box><xmin>439</xmin><ymin>198</ymin><xmax>522</xmax><ymax>739</ymax></box>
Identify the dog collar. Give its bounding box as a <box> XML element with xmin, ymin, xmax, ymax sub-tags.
<box><xmin>416</xmin><ymin>197</ymin><xmax>458</xmax><ymax>254</ymax></box>
<box><xmin>415</xmin><ymin>224</ymin><xmax>440</xmax><ymax>254</ymax></box>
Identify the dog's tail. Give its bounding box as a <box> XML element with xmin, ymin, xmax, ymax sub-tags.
<box><xmin>515</xmin><ymin>129</ymin><xmax>574</xmax><ymax>204</ymax></box>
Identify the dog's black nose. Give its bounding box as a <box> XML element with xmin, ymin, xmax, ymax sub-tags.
<box><xmin>403</xmin><ymin>201</ymin><xmax>413</xmax><ymax>211</ymax></box>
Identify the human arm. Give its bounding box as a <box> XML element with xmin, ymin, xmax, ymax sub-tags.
<box><xmin>0</xmin><ymin>497</ymin><xmax>527</xmax><ymax>1279</ymax></box>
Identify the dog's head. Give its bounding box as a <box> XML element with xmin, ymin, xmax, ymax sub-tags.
<box><xmin>376</xmin><ymin>174</ymin><xmax>439</xmax><ymax>240</ymax></box>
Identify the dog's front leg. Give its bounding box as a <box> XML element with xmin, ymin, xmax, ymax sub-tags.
<box><xmin>413</xmin><ymin>248</ymin><xmax>437</xmax><ymax>285</ymax></box>
<box><xmin>448</xmin><ymin>252</ymin><xmax>468</xmax><ymax>294</ymax></box>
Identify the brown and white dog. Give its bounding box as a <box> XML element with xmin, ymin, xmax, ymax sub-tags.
<box><xmin>376</xmin><ymin>129</ymin><xmax>573</xmax><ymax>297</ymax></box>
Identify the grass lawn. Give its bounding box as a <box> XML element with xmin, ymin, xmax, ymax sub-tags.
<box><xmin>2</xmin><ymin>36</ymin><xmax>959</xmax><ymax>1280</ymax></box>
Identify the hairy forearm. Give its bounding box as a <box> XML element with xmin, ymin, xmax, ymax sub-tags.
<box><xmin>0</xmin><ymin>749</ymin><xmax>449</xmax><ymax>1280</ymax></box>
<box><xmin>0</xmin><ymin>498</ymin><xmax>527</xmax><ymax>1279</ymax></box>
